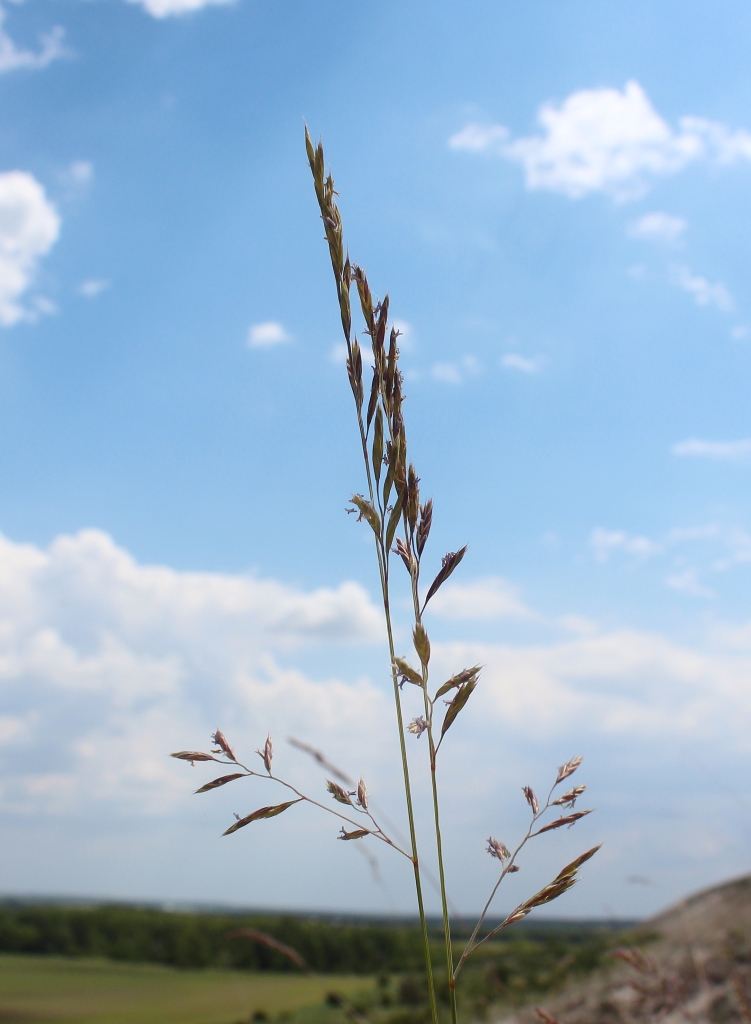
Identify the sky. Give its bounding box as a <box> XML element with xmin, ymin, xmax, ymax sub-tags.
<box><xmin>1</xmin><ymin>0</ymin><xmax>751</xmax><ymax>923</ymax></box>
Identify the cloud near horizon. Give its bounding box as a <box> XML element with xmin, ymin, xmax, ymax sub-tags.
<box><xmin>449</xmin><ymin>81</ymin><xmax>751</xmax><ymax>200</ymax></box>
<box><xmin>672</xmin><ymin>438</ymin><xmax>751</xmax><ymax>461</ymax></box>
<box><xmin>2</xmin><ymin>529</ymin><xmax>751</xmax><ymax>912</ymax></box>
<box><xmin>1</xmin><ymin>528</ymin><xmax>750</xmax><ymax>819</ymax></box>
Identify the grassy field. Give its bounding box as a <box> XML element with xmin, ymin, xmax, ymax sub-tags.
<box><xmin>0</xmin><ymin>955</ymin><xmax>371</xmax><ymax>1024</ymax></box>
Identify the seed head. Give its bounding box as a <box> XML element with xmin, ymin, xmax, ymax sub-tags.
<box><xmin>327</xmin><ymin>780</ymin><xmax>352</xmax><ymax>805</ymax></box>
<box><xmin>256</xmin><ymin>734</ymin><xmax>273</xmax><ymax>774</ymax></box>
<box><xmin>211</xmin><ymin>730</ymin><xmax>236</xmax><ymax>762</ymax></box>
<box><xmin>522</xmin><ymin>786</ymin><xmax>539</xmax><ymax>815</ymax></box>
<box><xmin>407</xmin><ymin>716</ymin><xmax>427</xmax><ymax>738</ymax></box>
<box><xmin>486</xmin><ymin>836</ymin><xmax>510</xmax><ymax>861</ymax></box>
<box><xmin>552</xmin><ymin>784</ymin><xmax>586</xmax><ymax>808</ymax></box>
<box><xmin>556</xmin><ymin>755</ymin><xmax>583</xmax><ymax>784</ymax></box>
<box><xmin>357</xmin><ymin>777</ymin><xmax>368</xmax><ymax>810</ymax></box>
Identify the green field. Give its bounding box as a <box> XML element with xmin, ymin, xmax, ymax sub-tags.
<box><xmin>0</xmin><ymin>955</ymin><xmax>371</xmax><ymax>1024</ymax></box>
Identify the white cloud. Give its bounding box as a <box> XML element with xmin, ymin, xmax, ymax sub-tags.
<box><xmin>591</xmin><ymin>527</ymin><xmax>662</xmax><ymax>562</ymax></box>
<box><xmin>0</xmin><ymin>8</ymin><xmax>66</xmax><ymax>73</ymax></box>
<box><xmin>431</xmin><ymin>355</ymin><xmax>480</xmax><ymax>384</ymax></box>
<box><xmin>628</xmin><ymin>212</ymin><xmax>686</xmax><ymax>244</ymax></box>
<box><xmin>731</xmin><ymin>326</ymin><xmax>749</xmax><ymax>340</ymax></box>
<box><xmin>501</xmin><ymin>353</ymin><xmax>544</xmax><ymax>374</ymax></box>
<box><xmin>126</xmin><ymin>0</ymin><xmax>234</xmax><ymax>16</ymax></box>
<box><xmin>78</xmin><ymin>279</ymin><xmax>110</xmax><ymax>298</ymax></box>
<box><xmin>247</xmin><ymin>321</ymin><xmax>290</xmax><ymax>348</ymax></box>
<box><xmin>672</xmin><ymin>438</ymin><xmax>751</xmax><ymax>461</ymax></box>
<box><xmin>450</xmin><ymin>81</ymin><xmax>751</xmax><ymax>201</ymax></box>
<box><xmin>671</xmin><ymin>266</ymin><xmax>733</xmax><ymax>312</ymax></box>
<box><xmin>433</xmin><ymin>627</ymin><xmax>751</xmax><ymax>743</ymax></box>
<box><xmin>4</xmin><ymin>528</ymin><xmax>751</xmax><ymax>913</ymax></box>
<box><xmin>666</xmin><ymin>568</ymin><xmax>715</xmax><ymax>600</ymax></box>
<box><xmin>428</xmin><ymin>577</ymin><xmax>533</xmax><ymax>621</ymax></box>
<box><xmin>0</xmin><ymin>529</ymin><xmax>384</xmax><ymax>816</ymax></box>
<box><xmin>0</xmin><ymin>170</ymin><xmax>60</xmax><ymax>326</ymax></box>
<box><xmin>448</xmin><ymin>123</ymin><xmax>509</xmax><ymax>153</ymax></box>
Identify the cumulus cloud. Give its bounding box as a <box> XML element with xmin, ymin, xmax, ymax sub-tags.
<box><xmin>126</xmin><ymin>0</ymin><xmax>234</xmax><ymax>16</ymax></box>
<box><xmin>0</xmin><ymin>529</ymin><xmax>384</xmax><ymax>816</ymax></box>
<box><xmin>0</xmin><ymin>8</ymin><xmax>66</xmax><ymax>73</ymax></box>
<box><xmin>628</xmin><ymin>212</ymin><xmax>686</xmax><ymax>244</ymax></box>
<box><xmin>672</xmin><ymin>438</ymin><xmax>751</xmax><ymax>461</ymax></box>
<box><xmin>434</xmin><ymin>628</ymin><xmax>751</xmax><ymax>742</ymax></box>
<box><xmin>428</xmin><ymin>577</ymin><xmax>533</xmax><ymax>621</ymax></box>
<box><xmin>501</xmin><ymin>353</ymin><xmax>544</xmax><ymax>374</ymax></box>
<box><xmin>591</xmin><ymin>527</ymin><xmax>662</xmax><ymax>562</ymax></box>
<box><xmin>4</xmin><ymin>528</ymin><xmax>751</xmax><ymax>912</ymax></box>
<box><xmin>450</xmin><ymin>81</ymin><xmax>751</xmax><ymax>201</ymax></box>
<box><xmin>0</xmin><ymin>171</ymin><xmax>60</xmax><ymax>326</ymax></box>
<box><xmin>431</xmin><ymin>355</ymin><xmax>480</xmax><ymax>384</ymax></box>
<box><xmin>671</xmin><ymin>266</ymin><xmax>733</xmax><ymax>312</ymax></box>
<box><xmin>247</xmin><ymin>321</ymin><xmax>290</xmax><ymax>348</ymax></box>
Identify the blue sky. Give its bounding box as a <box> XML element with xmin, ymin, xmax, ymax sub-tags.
<box><xmin>1</xmin><ymin>0</ymin><xmax>751</xmax><ymax>922</ymax></box>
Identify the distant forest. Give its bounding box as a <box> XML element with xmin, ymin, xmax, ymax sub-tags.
<box><xmin>0</xmin><ymin>902</ymin><xmax>626</xmax><ymax>976</ymax></box>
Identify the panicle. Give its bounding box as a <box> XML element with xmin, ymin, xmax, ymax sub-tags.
<box><xmin>552</xmin><ymin>784</ymin><xmax>586</xmax><ymax>808</ymax></box>
<box><xmin>407</xmin><ymin>716</ymin><xmax>428</xmax><ymax>738</ymax></box>
<box><xmin>327</xmin><ymin>780</ymin><xmax>352</xmax><ymax>805</ymax></box>
<box><xmin>556</xmin><ymin>755</ymin><xmax>583</xmax><ymax>784</ymax></box>
<box><xmin>486</xmin><ymin>836</ymin><xmax>510</xmax><ymax>861</ymax></box>
<box><xmin>416</xmin><ymin>499</ymin><xmax>433</xmax><ymax>556</ymax></box>
<box><xmin>211</xmin><ymin>730</ymin><xmax>236</xmax><ymax>762</ymax></box>
<box><xmin>522</xmin><ymin>786</ymin><xmax>539</xmax><ymax>815</ymax></box>
<box><xmin>357</xmin><ymin>777</ymin><xmax>368</xmax><ymax>810</ymax></box>
<box><xmin>256</xmin><ymin>734</ymin><xmax>273</xmax><ymax>774</ymax></box>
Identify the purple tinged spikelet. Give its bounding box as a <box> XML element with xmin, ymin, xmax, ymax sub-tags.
<box><xmin>407</xmin><ymin>717</ymin><xmax>428</xmax><ymax>738</ymax></box>
<box><xmin>357</xmin><ymin>777</ymin><xmax>368</xmax><ymax>810</ymax></box>
<box><xmin>522</xmin><ymin>786</ymin><xmax>539</xmax><ymax>815</ymax></box>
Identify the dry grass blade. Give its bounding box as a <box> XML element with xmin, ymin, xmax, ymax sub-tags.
<box><xmin>171</xmin><ymin>751</ymin><xmax>216</xmax><ymax>762</ymax></box>
<box><xmin>222</xmin><ymin>798</ymin><xmax>302</xmax><ymax>836</ymax></box>
<box><xmin>228</xmin><ymin>928</ymin><xmax>308</xmax><ymax>970</ymax></box>
<box><xmin>194</xmin><ymin>773</ymin><xmax>247</xmax><ymax>794</ymax></box>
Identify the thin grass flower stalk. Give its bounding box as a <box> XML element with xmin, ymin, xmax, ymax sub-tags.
<box><xmin>171</xmin><ymin>131</ymin><xmax>600</xmax><ymax>1024</ymax></box>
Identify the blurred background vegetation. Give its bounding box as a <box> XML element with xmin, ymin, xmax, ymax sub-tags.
<box><xmin>0</xmin><ymin>901</ymin><xmax>637</xmax><ymax>1024</ymax></box>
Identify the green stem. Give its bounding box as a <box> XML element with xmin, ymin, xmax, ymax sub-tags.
<box><xmin>381</xmin><ymin>587</ymin><xmax>438</xmax><ymax>1024</ymax></box>
<box><xmin>412</xmin><ymin>574</ymin><xmax>456</xmax><ymax>1024</ymax></box>
<box><xmin>352</xmin><ymin>394</ymin><xmax>438</xmax><ymax>1024</ymax></box>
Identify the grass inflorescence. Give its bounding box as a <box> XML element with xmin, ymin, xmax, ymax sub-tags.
<box><xmin>171</xmin><ymin>130</ymin><xmax>600</xmax><ymax>1024</ymax></box>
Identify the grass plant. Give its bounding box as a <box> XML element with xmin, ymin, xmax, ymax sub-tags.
<box><xmin>171</xmin><ymin>131</ymin><xmax>599</xmax><ymax>1024</ymax></box>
